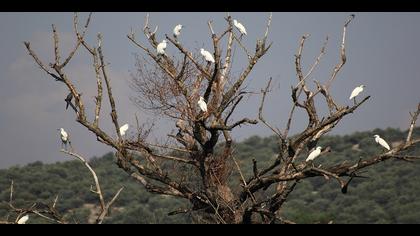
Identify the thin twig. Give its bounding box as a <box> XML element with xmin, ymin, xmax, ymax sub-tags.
<box><xmin>326</xmin><ymin>14</ymin><xmax>355</xmax><ymax>89</ymax></box>
<box><xmin>61</xmin><ymin>149</ymin><xmax>106</xmax><ymax>210</ymax></box>
<box><xmin>258</xmin><ymin>78</ymin><xmax>283</xmax><ymax>138</ymax></box>
<box><xmin>406</xmin><ymin>103</ymin><xmax>420</xmax><ymax>143</ymax></box>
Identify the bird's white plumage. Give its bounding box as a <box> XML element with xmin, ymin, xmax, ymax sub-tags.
<box><xmin>200</xmin><ymin>48</ymin><xmax>215</xmax><ymax>63</ymax></box>
<box><xmin>120</xmin><ymin>124</ymin><xmax>129</xmax><ymax>136</ymax></box>
<box><xmin>374</xmin><ymin>135</ymin><xmax>391</xmax><ymax>150</ymax></box>
<box><xmin>17</xmin><ymin>215</ymin><xmax>29</xmax><ymax>224</ymax></box>
<box><xmin>173</xmin><ymin>24</ymin><xmax>183</xmax><ymax>37</ymax></box>
<box><xmin>306</xmin><ymin>146</ymin><xmax>322</xmax><ymax>162</ymax></box>
<box><xmin>157</xmin><ymin>40</ymin><xmax>167</xmax><ymax>55</ymax></box>
<box><xmin>198</xmin><ymin>96</ymin><xmax>208</xmax><ymax>112</ymax></box>
<box><xmin>60</xmin><ymin>128</ymin><xmax>68</xmax><ymax>142</ymax></box>
<box><xmin>233</xmin><ymin>19</ymin><xmax>247</xmax><ymax>35</ymax></box>
<box><xmin>349</xmin><ymin>85</ymin><xmax>365</xmax><ymax>100</ymax></box>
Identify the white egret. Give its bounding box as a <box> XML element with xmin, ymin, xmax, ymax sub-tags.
<box><xmin>119</xmin><ymin>124</ymin><xmax>129</xmax><ymax>136</ymax></box>
<box><xmin>374</xmin><ymin>134</ymin><xmax>391</xmax><ymax>150</ymax></box>
<box><xmin>173</xmin><ymin>24</ymin><xmax>183</xmax><ymax>37</ymax></box>
<box><xmin>349</xmin><ymin>85</ymin><xmax>365</xmax><ymax>100</ymax></box>
<box><xmin>233</xmin><ymin>19</ymin><xmax>247</xmax><ymax>35</ymax></box>
<box><xmin>17</xmin><ymin>214</ymin><xmax>29</xmax><ymax>224</ymax></box>
<box><xmin>200</xmin><ymin>48</ymin><xmax>215</xmax><ymax>63</ymax></box>
<box><xmin>198</xmin><ymin>96</ymin><xmax>208</xmax><ymax>113</ymax></box>
<box><xmin>306</xmin><ymin>146</ymin><xmax>322</xmax><ymax>162</ymax></box>
<box><xmin>59</xmin><ymin>128</ymin><xmax>70</xmax><ymax>149</ymax></box>
<box><xmin>156</xmin><ymin>40</ymin><xmax>167</xmax><ymax>55</ymax></box>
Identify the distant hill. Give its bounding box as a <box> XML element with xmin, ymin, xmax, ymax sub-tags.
<box><xmin>1</xmin><ymin>127</ymin><xmax>419</xmax><ymax>224</ymax></box>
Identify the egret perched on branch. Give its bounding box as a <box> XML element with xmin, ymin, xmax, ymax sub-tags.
<box><xmin>374</xmin><ymin>134</ymin><xmax>391</xmax><ymax>151</ymax></box>
<box><xmin>198</xmin><ymin>96</ymin><xmax>208</xmax><ymax>113</ymax></box>
<box><xmin>58</xmin><ymin>128</ymin><xmax>71</xmax><ymax>150</ymax></box>
<box><xmin>233</xmin><ymin>19</ymin><xmax>247</xmax><ymax>36</ymax></box>
<box><xmin>157</xmin><ymin>40</ymin><xmax>167</xmax><ymax>55</ymax></box>
<box><xmin>200</xmin><ymin>48</ymin><xmax>215</xmax><ymax>63</ymax></box>
<box><xmin>119</xmin><ymin>124</ymin><xmax>129</xmax><ymax>136</ymax></box>
<box><xmin>173</xmin><ymin>24</ymin><xmax>183</xmax><ymax>38</ymax></box>
<box><xmin>17</xmin><ymin>215</ymin><xmax>29</xmax><ymax>224</ymax></box>
<box><xmin>306</xmin><ymin>146</ymin><xmax>322</xmax><ymax>162</ymax></box>
<box><xmin>349</xmin><ymin>85</ymin><xmax>365</xmax><ymax>102</ymax></box>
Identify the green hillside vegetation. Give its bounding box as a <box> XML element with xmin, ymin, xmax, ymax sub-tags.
<box><xmin>1</xmin><ymin>127</ymin><xmax>419</xmax><ymax>224</ymax></box>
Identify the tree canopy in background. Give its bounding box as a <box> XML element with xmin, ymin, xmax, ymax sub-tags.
<box><xmin>1</xmin><ymin>127</ymin><xmax>419</xmax><ymax>224</ymax></box>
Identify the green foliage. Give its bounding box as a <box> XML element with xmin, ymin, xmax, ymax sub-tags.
<box><xmin>0</xmin><ymin>154</ymin><xmax>191</xmax><ymax>224</ymax></box>
<box><xmin>0</xmin><ymin>127</ymin><xmax>419</xmax><ymax>223</ymax></box>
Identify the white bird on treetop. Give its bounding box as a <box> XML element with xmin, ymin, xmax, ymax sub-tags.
<box><xmin>233</xmin><ymin>19</ymin><xmax>247</xmax><ymax>35</ymax></box>
<box><xmin>198</xmin><ymin>96</ymin><xmax>208</xmax><ymax>113</ymax></box>
<box><xmin>306</xmin><ymin>146</ymin><xmax>322</xmax><ymax>162</ymax></box>
<box><xmin>157</xmin><ymin>40</ymin><xmax>167</xmax><ymax>55</ymax></box>
<box><xmin>17</xmin><ymin>214</ymin><xmax>29</xmax><ymax>224</ymax></box>
<box><xmin>200</xmin><ymin>48</ymin><xmax>215</xmax><ymax>63</ymax></box>
<box><xmin>173</xmin><ymin>24</ymin><xmax>183</xmax><ymax>37</ymax></box>
<box><xmin>349</xmin><ymin>85</ymin><xmax>365</xmax><ymax>100</ymax></box>
<box><xmin>119</xmin><ymin>124</ymin><xmax>129</xmax><ymax>136</ymax></box>
<box><xmin>374</xmin><ymin>134</ymin><xmax>391</xmax><ymax>150</ymax></box>
<box><xmin>58</xmin><ymin>128</ymin><xmax>70</xmax><ymax>149</ymax></box>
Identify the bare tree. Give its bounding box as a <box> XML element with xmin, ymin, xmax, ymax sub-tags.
<box><xmin>22</xmin><ymin>13</ymin><xmax>420</xmax><ymax>224</ymax></box>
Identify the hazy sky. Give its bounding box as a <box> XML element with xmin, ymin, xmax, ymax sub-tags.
<box><xmin>1</xmin><ymin>12</ymin><xmax>419</xmax><ymax>168</ymax></box>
